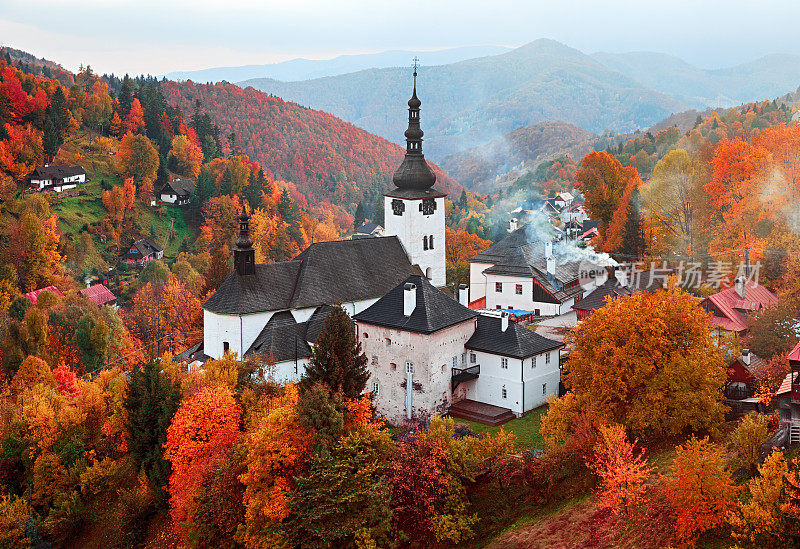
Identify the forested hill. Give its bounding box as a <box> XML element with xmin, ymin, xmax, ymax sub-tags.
<box><xmin>160</xmin><ymin>80</ymin><xmax>460</xmax><ymax>207</ymax></box>
<box><xmin>240</xmin><ymin>39</ymin><xmax>689</xmax><ymax>160</ymax></box>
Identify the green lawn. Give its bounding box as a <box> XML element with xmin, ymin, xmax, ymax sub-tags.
<box><xmin>458</xmin><ymin>405</ymin><xmax>549</xmax><ymax>450</ymax></box>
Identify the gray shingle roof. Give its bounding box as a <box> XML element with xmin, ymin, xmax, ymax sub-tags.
<box><xmin>354</xmin><ymin>275</ymin><xmax>477</xmax><ymax>334</ymax></box>
<box><xmin>203</xmin><ymin>236</ymin><xmax>419</xmax><ymax>315</ymax></box>
<box><xmin>468</xmin><ymin>227</ymin><xmax>586</xmax><ymax>300</ymax></box>
<box><xmin>161</xmin><ymin>178</ymin><xmax>195</xmax><ymax>197</ymax></box>
<box><xmin>572</xmin><ymin>277</ymin><xmax>632</xmax><ymax>312</ymax></box>
<box><xmin>465</xmin><ymin>314</ymin><xmax>564</xmax><ymax>359</ymax></box>
<box><xmin>31</xmin><ymin>165</ymin><xmax>85</xmax><ymax>180</ymax></box>
<box><xmin>123</xmin><ymin>238</ymin><xmax>163</xmax><ymax>260</ymax></box>
<box><xmin>244</xmin><ymin>305</ymin><xmax>334</xmax><ymax>362</ymax></box>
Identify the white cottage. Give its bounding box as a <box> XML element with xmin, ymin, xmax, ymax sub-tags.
<box><xmin>30</xmin><ymin>165</ymin><xmax>85</xmax><ymax>192</ymax></box>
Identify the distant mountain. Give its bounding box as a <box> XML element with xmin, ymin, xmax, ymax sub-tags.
<box><xmin>439</xmin><ymin>121</ymin><xmax>597</xmax><ymax>193</ymax></box>
<box><xmin>240</xmin><ymin>39</ymin><xmax>689</xmax><ymax>160</ymax></box>
<box><xmin>593</xmin><ymin>51</ymin><xmax>800</xmax><ymax>109</ymax></box>
<box><xmin>163</xmin><ymin>45</ymin><xmax>511</xmax><ymax>83</ymax></box>
<box><xmin>160</xmin><ymin>80</ymin><xmax>461</xmax><ymax>207</ymax></box>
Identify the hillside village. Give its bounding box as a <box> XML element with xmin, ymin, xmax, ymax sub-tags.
<box><xmin>5</xmin><ymin>35</ymin><xmax>800</xmax><ymax>548</ymax></box>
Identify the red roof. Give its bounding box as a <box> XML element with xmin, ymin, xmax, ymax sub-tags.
<box><xmin>80</xmin><ymin>284</ymin><xmax>116</xmax><ymax>307</ymax></box>
<box><xmin>468</xmin><ymin>296</ymin><xmax>486</xmax><ymax>310</ymax></box>
<box><xmin>788</xmin><ymin>341</ymin><xmax>800</xmax><ymax>363</ymax></box>
<box><xmin>703</xmin><ymin>280</ymin><xmax>778</xmax><ymax>333</ymax></box>
<box><xmin>23</xmin><ymin>285</ymin><xmax>64</xmax><ymax>304</ymax></box>
<box><xmin>778</xmin><ymin>372</ymin><xmax>795</xmax><ymax>395</ymax></box>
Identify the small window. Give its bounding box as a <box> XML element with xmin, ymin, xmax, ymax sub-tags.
<box><xmin>429</xmin><ymin>235</ymin><xmax>434</xmax><ymax>249</ymax></box>
<box><xmin>509</xmin><ymin>305</ymin><xmax>514</xmax><ymax>310</ymax></box>
<box><xmin>390</xmin><ymin>363</ymin><xmax>397</xmax><ymax>370</ymax></box>
<box><xmin>363</xmin><ymin>332</ymin><xmax>369</xmax><ymax>338</ymax></box>
<box><xmin>371</xmin><ymin>355</ymin><xmax>378</xmax><ymax>365</ymax></box>
<box><xmin>223</xmin><ymin>341</ymin><xmax>230</xmax><ymax>352</ymax></box>
<box><xmin>495</xmin><ymin>282</ymin><xmax>502</xmax><ymax>293</ymax></box>
<box><xmin>496</xmin><ymin>305</ymin><xmax>501</xmax><ymax>309</ymax></box>
<box><xmin>515</xmin><ymin>284</ymin><xmax>523</xmax><ymax>295</ymax></box>
<box><xmin>534</xmin><ymin>309</ymin><xmax>540</xmax><ymax>316</ymax></box>
<box><xmin>470</xmin><ymin>353</ymin><xmax>476</xmax><ymax>364</ymax></box>
<box><xmin>406</xmin><ymin>362</ymin><xmax>414</xmax><ymax>374</ymax></box>
<box><xmin>502</xmin><ymin>386</ymin><xmax>507</xmax><ymax>399</ymax></box>
<box><xmin>294</xmin><ymin>363</ymin><xmax>298</xmax><ymax>375</ymax></box>
<box><xmin>441</xmin><ymin>364</ymin><xmax>445</xmax><ymax>372</ymax></box>
<box><xmin>542</xmin><ymin>383</ymin><xmax>547</xmax><ymax>395</ymax></box>
<box><xmin>372</xmin><ymin>381</ymin><xmax>379</xmax><ymax>395</ymax></box>
<box><xmin>532</xmin><ymin>357</ymin><xmax>536</xmax><ymax>369</ymax></box>
<box><xmin>452</xmin><ymin>356</ymin><xmax>458</xmax><ymax>368</ymax></box>
<box><xmin>501</xmin><ymin>357</ymin><xmax>508</xmax><ymax>369</ymax></box>
<box><xmin>545</xmin><ymin>352</ymin><xmax>551</xmax><ymax>364</ymax></box>
<box><xmin>461</xmin><ymin>353</ymin><xmax>467</xmax><ymax>366</ymax></box>
<box><xmin>423</xmin><ymin>236</ymin><xmax>428</xmax><ymax>250</ymax></box>
<box><xmin>385</xmin><ymin>338</ymin><xmax>391</xmax><ymax>347</ymax></box>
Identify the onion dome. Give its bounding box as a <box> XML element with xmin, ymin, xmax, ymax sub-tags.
<box><xmin>392</xmin><ymin>64</ymin><xmax>437</xmax><ymax>191</ymax></box>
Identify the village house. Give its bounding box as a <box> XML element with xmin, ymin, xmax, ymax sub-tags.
<box><xmin>23</xmin><ymin>285</ymin><xmax>64</xmax><ymax>304</ymax></box>
<box><xmin>775</xmin><ymin>342</ymin><xmax>800</xmax><ymax>444</ymax></box>
<box><xmin>553</xmin><ymin>191</ymin><xmax>574</xmax><ymax>209</ymax></box>
<box><xmin>122</xmin><ymin>238</ymin><xmax>164</xmax><ymax>265</ymax></box>
<box><xmin>466</xmin><ymin>228</ymin><xmax>601</xmax><ymax>317</ymax></box>
<box><xmin>158</xmin><ymin>178</ymin><xmax>195</xmax><ymax>205</ymax></box>
<box><xmin>79</xmin><ymin>284</ymin><xmax>117</xmax><ymax>308</ymax></box>
<box><xmin>352</xmin><ymin>221</ymin><xmax>385</xmax><ymax>239</ymax></box>
<box><xmin>30</xmin><ymin>165</ymin><xmax>86</xmax><ymax>192</ymax></box>
<box><xmin>701</xmin><ymin>277</ymin><xmax>778</xmax><ymax>339</ymax></box>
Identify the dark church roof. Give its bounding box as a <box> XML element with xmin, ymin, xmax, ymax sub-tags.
<box><xmin>465</xmin><ymin>315</ymin><xmax>564</xmax><ymax>359</ymax></box>
<box><xmin>245</xmin><ymin>305</ymin><xmax>334</xmax><ymax>363</ymax></box>
<box><xmin>203</xmin><ymin>236</ymin><xmax>420</xmax><ymax>315</ymax></box>
<box><xmin>354</xmin><ymin>275</ymin><xmax>477</xmax><ymax>334</ymax></box>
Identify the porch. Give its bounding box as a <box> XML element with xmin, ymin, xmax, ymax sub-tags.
<box><xmin>448</xmin><ymin>399</ymin><xmax>515</xmax><ymax>426</ymax></box>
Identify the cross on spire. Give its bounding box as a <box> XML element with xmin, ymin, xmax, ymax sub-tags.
<box><xmin>412</xmin><ymin>56</ymin><xmax>419</xmax><ymax>86</ymax></box>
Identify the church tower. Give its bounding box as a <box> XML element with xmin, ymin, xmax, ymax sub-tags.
<box><xmin>384</xmin><ymin>63</ymin><xmax>446</xmax><ymax>288</ymax></box>
<box><xmin>233</xmin><ymin>204</ymin><xmax>255</xmax><ymax>276</ymax></box>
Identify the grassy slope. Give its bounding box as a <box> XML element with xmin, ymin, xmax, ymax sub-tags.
<box><xmin>460</xmin><ymin>405</ymin><xmax>548</xmax><ymax>451</ymax></box>
<box><xmin>50</xmin><ymin>132</ymin><xmax>193</xmax><ymax>264</ymax></box>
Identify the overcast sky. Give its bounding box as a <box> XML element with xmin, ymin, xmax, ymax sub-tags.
<box><xmin>2</xmin><ymin>0</ymin><xmax>800</xmax><ymax>75</ymax></box>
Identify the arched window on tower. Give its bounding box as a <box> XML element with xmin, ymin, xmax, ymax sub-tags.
<box><xmin>423</xmin><ymin>236</ymin><xmax>428</xmax><ymax>250</ymax></box>
<box><xmin>429</xmin><ymin>235</ymin><xmax>434</xmax><ymax>249</ymax></box>
<box><xmin>425</xmin><ymin>267</ymin><xmax>432</xmax><ymax>279</ymax></box>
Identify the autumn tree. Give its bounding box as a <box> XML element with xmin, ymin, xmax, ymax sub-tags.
<box><xmin>747</xmin><ymin>303</ymin><xmax>800</xmax><ymax>360</ymax></box>
<box><xmin>117</xmin><ymin>132</ymin><xmax>159</xmax><ymax>189</ymax></box>
<box><xmin>589</xmin><ymin>423</ymin><xmax>652</xmax><ymax>516</ymax></box>
<box><xmin>729</xmin><ymin>450</ymin><xmax>800</xmax><ymax>545</ymax></box>
<box><xmin>547</xmin><ymin>290</ymin><xmax>727</xmax><ymax>437</ymax></box>
<box><xmin>165</xmin><ymin>384</ymin><xmax>241</xmax><ymax>540</ymax></box>
<box><xmin>752</xmin><ymin>354</ymin><xmax>791</xmax><ymax>405</ymax></box>
<box><xmin>665</xmin><ymin>437</ymin><xmax>736</xmax><ymax>544</ymax></box>
<box><xmin>167</xmin><ymin>133</ymin><xmax>203</xmax><ymax>178</ymax></box>
<box><xmin>123</xmin><ymin>97</ymin><xmax>145</xmax><ymax>134</ymax></box>
<box><xmin>124</xmin><ymin>360</ymin><xmax>181</xmax><ymax>505</ymax></box>
<box><xmin>300</xmin><ymin>304</ymin><xmax>369</xmax><ymax>398</ymax></box>
<box><xmin>730</xmin><ymin>412</ymin><xmax>770</xmax><ymax>473</ymax></box>
<box><xmin>576</xmin><ymin>151</ymin><xmax>638</xmax><ymax>241</ymax></box>
<box><xmin>445</xmin><ymin>228</ymin><xmax>491</xmax><ymax>265</ymax></box>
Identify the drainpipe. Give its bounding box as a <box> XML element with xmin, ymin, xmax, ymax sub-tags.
<box><xmin>240</xmin><ymin>315</ymin><xmax>243</xmax><ymax>359</ymax></box>
<box><xmin>521</xmin><ymin>357</ymin><xmax>525</xmax><ymax>416</ymax></box>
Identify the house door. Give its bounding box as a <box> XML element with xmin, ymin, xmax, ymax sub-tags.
<box><xmin>405</xmin><ymin>362</ymin><xmax>414</xmax><ymax>420</ymax></box>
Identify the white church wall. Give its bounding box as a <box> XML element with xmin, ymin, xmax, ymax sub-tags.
<box><xmin>260</xmin><ymin>358</ymin><xmax>308</xmax><ymax>384</ymax></box>
<box><xmin>203</xmin><ymin>309</ymin><xmax>275</xmax><ymax>360</ymax></box>
<box><xmin>384</xmin><ymin>195</ymin><xmax>446</xmax><ymax>288</ymax></box>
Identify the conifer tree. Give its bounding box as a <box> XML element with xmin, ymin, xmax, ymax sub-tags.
<box><xmin>300</xmin><ymin>304</ymin><xmax>369</xmax><ymax>398</ymax></box>
<box><xmin>353</xmin><ymin>202</ymin><xmax>366</xmax><ymax>230</ymax></box>
<box><xmin>123</xmin><ymin>360</ymin><xmax>181</xmax><ymax>505</ymax></box>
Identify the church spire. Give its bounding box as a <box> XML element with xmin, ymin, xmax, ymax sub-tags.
<box><xmin>234</xmin><ymin>203</ymin><xmax>255</xmax><ymax>276</ymax></box>
<box><xmin>392</xmin><ymin>59</ymin><xmax>436</xmax><ymax>191</ymax></box>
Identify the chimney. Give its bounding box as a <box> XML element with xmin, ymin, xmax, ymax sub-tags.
<box><xmin>742</xmin><ymin>348</ymin><xmax>751</xmax><ymax>366</ymax></box>
<box><xmin>544</xmin><ymin>240</ymin><xmax>553</xmax><ymax>258</ymax></box>
<box><xmin>734</xmin><ymin>277</ymin><xmax>746</xmax><ymax>298</ymax></box>
<box><xmin>547</xmin><ymin>256</ymin><xmax>556</xmax><ymax>278</ymax></box>
<box><xmin>500</xmin><ymin>311</ymin><xmax>509</xmax><ymax>332</ymax></box>
<box><xmin>509</xmin><ymin>218</ymin><xmax>518</xmax><ymax>232</ymax></box>
<box><xmin>403</xmin><ymin>282</ymin><xmax>417</xmax><ymax>316</ymax></box>
<box><xmin>458</xmin><ymin>284</ymin><xmax>469</xmax><ymax>307</ymax></box>
<box><xmin>614</xmin><ymin>266</ymin><xmax>628</xmax><ymax>287</ymax></box>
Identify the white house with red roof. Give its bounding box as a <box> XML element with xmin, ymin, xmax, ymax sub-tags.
<box><xmin>700</xmin><ymin>277</ymin><xmax>778</xmax><ymax>338</ymax></box>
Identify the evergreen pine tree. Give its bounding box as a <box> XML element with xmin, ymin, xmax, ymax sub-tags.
<box><xmin>300</xmin><ymin>304</ymin><xmax>369</xmax><ymax>398</ymax></box>
<box><xmin>123</xmin><ymin>361</ymin><xmax>181</xmax><ymax>506</ymax></box>
<box><xmin>458</xmin><ymin>189</ymin><xmax>468</xmax><ymax>210</ymax></box>
<box><xmin>118</xmin><ymin>75</ymin><xmax>133</xmax><ymax>117</ymax></box>
<box><xmin>43</xmin><ymin>115</ymin><xmax>60</xmax><ymax>160</ymax></box>
<box><xmin>353</xmin><ymin>202</ymin><xmax>366</xmax><ymax>230</ymax></box>
<box><xmin>155</xmin><ymin>156</ymin><xmax>169</xmax><ymax>189</ymax></box>
<box><xmin>621</xmin><ymin>188</ymin><xmax>646</xmax><ymax>258</ymax></box>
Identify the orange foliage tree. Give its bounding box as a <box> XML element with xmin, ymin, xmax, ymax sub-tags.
<box><xmin>164</xmin><ymin>384</ymin><xmax>241</xmax><ymax>539</ymax></box>
<box><xmin>445</xmin><ymin>228</ymin><xmax>491</xmax><ymax>265</ymax></box>
<box><xmin>589</xmin><ymin>423</ymin><xmax>652</xmax><ymax>516</ymax></box>
<box><xmin>665</xmin><ymin>437</ymin><xmax>736</xmax><ymax>544</ymax></box>
<box><xmin>168</xmin><ymin>134</ymin><xmax>203</xmax><ymax>178</ymax></box>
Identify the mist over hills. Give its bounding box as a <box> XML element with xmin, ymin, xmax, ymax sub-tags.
<box><xmin>240</xmin><ymin>39</ymin><xmax>688</xmax><ymax>160</ymax></box>
<box><xmin>163</xmin><ymin>45</ymin><xmax>511</xmax><ymax>83</ymax></box>
<box><xmin>592</xmin><ymin>51</ymin><xmax>800</xmax><ymax>109</ymax></box>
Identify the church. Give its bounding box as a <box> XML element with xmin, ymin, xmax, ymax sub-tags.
<box><xmin>200</xmin><ymin>68</ymin><xmax>564</xmax><ymax>423</ymax></box>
